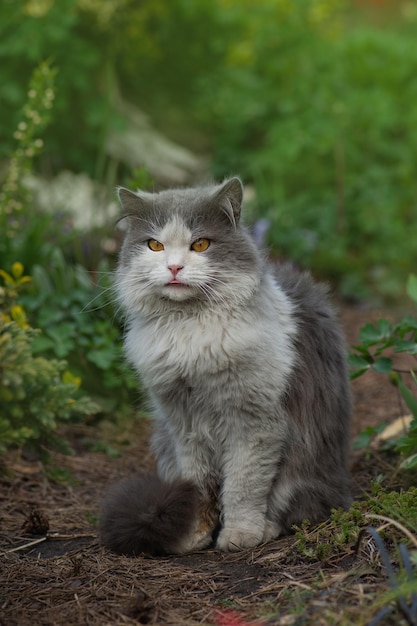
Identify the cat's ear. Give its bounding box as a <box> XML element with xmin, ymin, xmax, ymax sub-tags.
<box><xmin>117</xmin><ymin>187</ymin><xmax>146</xmax><ymax>216</ymax></box>
<box><xmin>212</xmin><ymin>177</ymin><xmax>243</xmax><ymax>227</ymax></box>
<box><xmin>116</xmin><ymin>187</ymin><xmax>153</xmax><ymax>227</ymax></box>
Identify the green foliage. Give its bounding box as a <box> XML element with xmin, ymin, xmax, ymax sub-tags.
<box><xmin>1</xmin><ymin>2</ymin><xmax>416</xmax><ymax>298</ymax></box>
<box><xmin>20</xmin><ymin>248</ymin><xmax>138</xmax><ymax>414</ymax></box>
<box><xmin>0</xmin><ymin>266</ymin><xmax>98</xmax><ymax>455</ymax></box>
<box><xmin>353</xmin><ymin>422</ymin><xmax>387</xmax><ymax>452</ymax></box>
<box><xmin>368</xmin><ymin>484</ymin><xmax>417</xmax><ymax>534</ymax></box>
<box><xmin>295</xmin><ymin>485</ymin><xmax>417</xmax><ymax>561</ymax></box>
<box><xmin>0</xmin><ymin>60</ymin><xmax>60</xmax><ymax>271</ymax></box>
<box><xmin>0</xmin><ymin>59</ymin><xmax>80</xmax><ymax>277</ymax></box>
<box><xmin>350</xmin><ymin>276</ymin><xmax>417</xmax><ymax>467</ymax></box>
<box><xmin>202</xmin><ymin>1</ymin><xmax>417</xmax><ymax>298</ymax></box>
<box><xmin>0</xmin><ymin>0</ymin><xmax>108</xmax><ymax>176</ymax></box>
<box><xmin>0</xmin><ymin>0</ymin><xmax>226</xmax><ymax>178</ymax></box>
<box><xmin>0</xmin><ymin>62</ymin><xmax>138</xmax><ymax>424</ymax></box>
<box><xmin>295</xmin><ymin>502</ymin><xmax>364</xmax><ymax>561</ymax></box>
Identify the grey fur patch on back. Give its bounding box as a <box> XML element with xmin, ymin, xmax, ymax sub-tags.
<box><xmin>273</xmin><ymin>264</ymin><xmax>352</xmax><ymax>526</ymax></box>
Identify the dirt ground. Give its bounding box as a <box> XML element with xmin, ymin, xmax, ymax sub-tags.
<box><xmin>0</xmin><ymin>303</ymin><xmax>415</xmax><ymax>626</ymax></box>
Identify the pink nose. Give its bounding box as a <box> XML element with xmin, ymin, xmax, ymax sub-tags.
<box><xmin>168</xmin><ymin>264</ymin><xmax>184</xmax><ymax>278</ymax></box>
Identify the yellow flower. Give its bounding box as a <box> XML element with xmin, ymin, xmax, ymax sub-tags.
<box><xmin>62</xmin><ymin>371</ymin><xmax>82</xmax><ymax>389</ymax></box>
<box><xmin>12</xmin><ymin>262</ymin><xmax>24</xmax><ymax>279</ymax></box>
<box><xmin>0</xmin><ymin>269</ymin><xmax>14</xmax><ymax>285</ymax></box>
<box><xmin>10</xmin><ymin>305</ymin><xmax>29</xmax><ymax>328</ymax></box>
<box><xmin>0</xmin><ymin>264</ymin><xmax>31</xmax><ymax>290</ymax></box>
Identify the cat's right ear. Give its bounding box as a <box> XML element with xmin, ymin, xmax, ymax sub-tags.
<box><xmin>117</xmin><ymin>187</ymin><xmax>143</xmax><ymax>217</ymax></box>
<box><xmin>116</xmin><ymin>187</ymin><xmax>150</xmax><ymax>227</ymax></box>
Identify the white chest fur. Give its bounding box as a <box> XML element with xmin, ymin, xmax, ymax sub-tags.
<box><xmin>126</xmin><ymin>309</ymin><xmax>253</xmax><ymax>383</ymax></box>
<box><xmin>124</xmin><ymin>277</ymin><xmax>297</xmax><ymax>394</ymax></box>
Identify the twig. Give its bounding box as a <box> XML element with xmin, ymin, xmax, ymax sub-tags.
<box><xmin>46</xmin><ymin>532</ymin><xmax>97</xmax><ymax>540</ymax></box>
<box><xmin>363</xmin><ymin>513</ymin><xmax>417</xmax><ymax>550</ymax></box>
<box><xmin>2</xmin><ymin>532</ymin><xmax>97</xmax><ymax>555</ymax></box>
<box><xmin>3</xmin><ymin>536</ymin><xmax>47</xmax><ymax>553</ymax></box>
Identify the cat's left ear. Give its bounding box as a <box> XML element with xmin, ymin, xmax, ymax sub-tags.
<box><xmin>212</xmin><ymin>177</ymin><xmax>243</xmax><ymax>227</ymax></box>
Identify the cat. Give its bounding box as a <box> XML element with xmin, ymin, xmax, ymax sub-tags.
<box><xmin>99</xmin><ymin>177</ymin><xmax>352</xmax><ymax>556</ymax></box>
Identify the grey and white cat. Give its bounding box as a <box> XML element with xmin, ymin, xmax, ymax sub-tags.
<box><xmin>100</xmin><ymin>177</ymin><xmax>352</xmax><ymax>556</ymax></box>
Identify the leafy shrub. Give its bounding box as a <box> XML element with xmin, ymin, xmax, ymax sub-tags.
<box><xmin>0</xmin><ymin>61</ymin><xmax>138</xmax><ymax>420</ymax></box>
<box><xmin>202</xmin><ymin>1</ymin><xmax>417</xmax><ymax>298</ymax></box>
<box><xmin>350</xmin><ymin>275</ymin><xmax>417</xmax><ymax>467</ymax></box>
<box><xmin>0</xmin><ymin>59</ymin><xmax>68</xmax><ymax>273</ymax></box>
<box><xmin>0</xmin><ymin>264</ymin><xmax>98</xmax><ymax>455</ymax></box>
<box><xmin>20</xmin><ymin>248</ymin><xmax>138</xmax><ymax>415</ymax></box>
<box><xmin>0</xmin><ymin>0</ymin><xmax>226</xmax><ymax>177</ymax></box>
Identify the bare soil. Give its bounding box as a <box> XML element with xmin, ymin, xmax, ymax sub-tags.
<box><xmin>0</xmin><ymin>304</ymin><xmax>415</xmax><ymax>626</ymax></box>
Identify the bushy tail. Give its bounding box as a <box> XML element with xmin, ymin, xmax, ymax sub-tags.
<box><xmin>99</xmin><ymin>474</ymin><xmax>198</xmax><ymax>556</ymax></box>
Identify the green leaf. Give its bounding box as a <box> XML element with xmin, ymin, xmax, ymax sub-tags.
<box><xmin>348</xmin><ymin>353</ymin><xmax>371</xmax><ymax>379</ymax></box>
<box><xmin>372</xmin><ymin>357</ymin><xmax>393</xmax><ymax>374</ymax></box>
<box><xmin>87</xmin><ymin>347</ymin><xmax>117</xmax><ymax>370</ymax></box>
<box><xmin>351</xmin><ymin>344</ymin><xmax>371</xmax><ymax>356</ymax></box>
<box><xmin>394</xmin><ymin>341</ymin><xmax>417</xmax><ymax>355</ymax></box>
<box><xmin>406</xmin><ymin>274</ymin><xmax>417</xmax><ymax>305</ymax></box>
<box><xmin>359</xmin><ymin>323</ymin><xmax>385</xmax><ymax>346</ymax></box>
<box><xmin>376</xmin><ymin>319</ymin><xmax>392</xmax><ymax>337</ymax></box>
<box><xmin>349</xmin><ymin>353</ymin><xmax>371</xmax><ymax>368</ymax></box>
<box><xmin>402</xmin><ymin>454</ymin><xmax>417</xmax><ymax>469</ymax></box>
<box><xmin>394</xmin><ymin>317</ymin><xmax>417</xmax><ymax>333</ymax></box>
<box><xmin>354</xmin><ymin>424</ymin><xmax>387</xmax><ymax>450</ymax></box>
<box><xmin>397</xmin><ymin>377</ymin><xmax>417</xmax><ymax>419</ymax></box>
<box><xmin>31</xmin><ymin>334</ymin><xmax>56</xmax><ymax>354</ymax></box>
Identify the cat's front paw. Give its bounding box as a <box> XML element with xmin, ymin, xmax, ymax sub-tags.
<box><xmin>262</xmin><ymin>519</ymin><xmax>282</xmax><ymax>543</ymax></box>
<box><xmin>216</xmin><ymin>526</ymin><xmax>263</xmax><ymax>552</ymax></box>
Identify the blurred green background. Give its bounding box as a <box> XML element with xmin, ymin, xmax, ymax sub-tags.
<box><xmin>1</xmin><ymin>0</ymin><xmax>417</xmax><ymax>441</ymax></box>
<box><xmin>2</xmin><ymin>0</ymin><xmax>417</xmax><ymax>298</ymax></box>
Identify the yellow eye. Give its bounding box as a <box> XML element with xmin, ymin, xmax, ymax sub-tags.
<box><xmin>191</xmin><ymin>238</ymin><xmax>210</xmax><ymax>252</ymax></box>
<box><xmin>148</xmin><ymin>239</ymin><xmax>164</xmax><ymax>252</ymax></box>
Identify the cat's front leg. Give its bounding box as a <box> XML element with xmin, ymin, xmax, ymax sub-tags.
<box><xmin>171</xmin><ymin>442</ymin><xmax>220</xmax><ymax>552</ymax></box>
<box><xmin>217</xmin><ymin>436</ymin><xmax>282</xmax><ymax>552</ymax></box>
<box><xmin>152</xmin><ymin>420</ymin><xmax>219</xmax><ymax>552</ymax></box>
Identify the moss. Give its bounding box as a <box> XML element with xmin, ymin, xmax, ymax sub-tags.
<box><xmin>295</xmin><ymin>486</ymin><xmax>417</xmax><ymax>561</ymax></box>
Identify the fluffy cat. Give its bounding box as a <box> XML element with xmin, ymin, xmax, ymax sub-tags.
<box><xmin>99</xmin><ymin>177</ymin><xmax>352</xmax><ymax>556</ymax></box>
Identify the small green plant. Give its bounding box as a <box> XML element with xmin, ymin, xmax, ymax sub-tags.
<box><xmin>350</xmin><ymin>275</ymin><xmax>417</xmax><ymax>467</ymax></box>
<box><xmin>0</xmin><ymin>60</ymin><xmax>59</xmax><ymax>272</ymax></box>
<box><xmin>0</xmin><ymin>264</ymin><xmax>98</xmax><ymax>456</ymax></box>
<box><xmin>0</xmin><ymin>63</ymin><xmax>137</xmax><ymax>422</ymax></box>
<box><xmin>295</xmin><ymin>485</ymin><xmax>417</xmax><ymax>562</ymax></box>
<box><xmin>295</xmin><ymin>502</ymin><xmax>364</xmax><ymax>561</ymax></box>
<box><xmin>353</xmin><ymin>422</ymin><xmax>388</xmax><ymax>453</ymax></box>
<box><xmin>0</xmin><ymin>261</ymin><xmax>32</xmax><ymax>326</ymax></box>
<box><xmin>124</xmin><ymin>165</ymin><xmax>154</xmax><ymax>191</ymax></box>
<box><xmin>20</xmin><ymin>248</ymin><xmax>138</xmax><ymax>415</ymax></box>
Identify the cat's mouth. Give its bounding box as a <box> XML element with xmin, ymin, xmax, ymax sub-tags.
<box><xmin>167</xmin><ymin>279</ymin><xmax>188</xmax><ymax>286</ymax></box>
<box><xmin>164</xmin><ymin>279</ymin><xmax>194</xmax><ymax>301</ymax></box>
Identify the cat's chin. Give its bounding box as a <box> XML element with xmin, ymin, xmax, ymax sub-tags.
<box><xmin>163</xmin><ymin>284</ymin><xmax>195</xmax><ymax>302</ymax></box>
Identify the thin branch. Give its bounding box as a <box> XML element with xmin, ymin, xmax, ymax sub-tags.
<box><xmin>363</xmin><ymin>513</ymin><xmax>417</xmax><ymax>550</ymax></box>
<box><xmin>3</xmin><ymin>536</ymin><xmax>47</xmax><ymax>554</ymax></box>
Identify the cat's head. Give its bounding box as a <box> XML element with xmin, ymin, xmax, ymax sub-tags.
<box><xmin>116</xmin><ymin>177</ymin><xmax>262</xmax><ymax>315</ymax></box>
